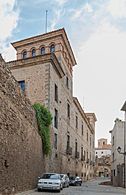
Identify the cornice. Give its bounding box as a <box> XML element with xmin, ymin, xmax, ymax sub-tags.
<box><xmin>11</xmin><ymin>28</ymin><xmax>77</xmax><ymax>67</ymax></box>
<box><xmin>73</xmin><ymin>97</ymin><xmax>95</xmax><ymax>134</ymax></box>
<box><xmin>7</xmin><ymin>53</ymin><xmax>65</xmax><ymax>78</ymax></box>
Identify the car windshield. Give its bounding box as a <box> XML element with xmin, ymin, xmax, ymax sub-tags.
<box><xmin>69</xmin><ymin>176</ymin><xmax>75</xmax><ymax>180</ymax></box>
<box><xmin>41</xmin><ymin>174</ymin><xmax>59</xmax><ymax>179</ymax></box>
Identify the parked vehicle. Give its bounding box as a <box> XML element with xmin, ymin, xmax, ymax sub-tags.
<box><xmin>69</xmin><ymin>176</ymin><xmax>82</xmax><ymax>186</ymax></box>
<box><xmin>60</xmin><ymin>174</ymin><xmax>69</xmax><ymax>187</ymax></box>
<box><xmin>37</xmin><ymin>173</ymin><xmax>63</xmax><ymax>192</ymax></box>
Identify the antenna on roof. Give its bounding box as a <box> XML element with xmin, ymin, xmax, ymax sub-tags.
<box><xmin>45</xmin><ymin>10</ymin><xmax>48</xmax><ymax>33</ymax></box>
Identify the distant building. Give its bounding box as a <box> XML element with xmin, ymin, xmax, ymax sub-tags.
<box><xmin>110</xmin><ymin>118</ymin><xmax>125</xmax><ymax>187</ymax></box>
<box><xmin>95</xmin><ymin>138</ymin><xmax>111</xmax><ymax>158</ymax></box>
<box><xmin>7</xmin><ymin>28</ymin><xmax>97</xmax><ymax>181</ymax></box>
<box><xmin>95</xmin><ymin>138</ymin><xmax>111</xmax><ymax>177</ymax></box>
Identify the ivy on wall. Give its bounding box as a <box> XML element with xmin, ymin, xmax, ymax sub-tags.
<box><xmin>33</xmin><ymin>103</ymin><xmax>52</xmax><ymax>155</ymax></box>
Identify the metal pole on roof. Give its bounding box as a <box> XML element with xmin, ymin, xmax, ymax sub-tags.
<box><xmin>45</xmin><ymin>10</ymin><xmax>48</xmax><ymax>33</ymax></box>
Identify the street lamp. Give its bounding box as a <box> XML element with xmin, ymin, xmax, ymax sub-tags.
<box><xmin>117</xmin><ymin>146</ymin><xmax>126</xmax><ymax>155</ymax></box>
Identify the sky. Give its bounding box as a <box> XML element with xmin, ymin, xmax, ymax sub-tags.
<box><xmin>1</xmin><ymin>0</ymin><xmax>126</xmax><ymax>146</ymax></box>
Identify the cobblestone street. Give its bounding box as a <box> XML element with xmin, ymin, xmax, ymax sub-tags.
<box><xmin>16</xmin><ymin>178</ymin><xmax>126</xmax><ymax>195</ymax></box>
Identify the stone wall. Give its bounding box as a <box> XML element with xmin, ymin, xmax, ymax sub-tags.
<box><xmin>0</xmin><ymin>57</ymin><xmax>44</xmax><ymax>194</ymax></box>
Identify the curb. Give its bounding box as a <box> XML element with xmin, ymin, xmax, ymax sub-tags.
<box><xmin>16</xmin><ymin>189</ymin><xmax>36</xmax><ymax>195</ymax></box>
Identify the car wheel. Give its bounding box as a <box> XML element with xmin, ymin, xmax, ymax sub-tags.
<box><xmin>37</xmin><ymin>188</ymin><xmax>41</xmax><ymax>192</ymax></box>
<box><xmin>61</xmin><ymin>184</ymin><xmax>63</xmax><ymax>190</ymax></box>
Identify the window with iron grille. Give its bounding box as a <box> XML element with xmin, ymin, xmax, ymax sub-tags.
<box><xmin>67</xmin><ymin>103</ymin><xmax>70</xmax><ymax>119</ymax></box>
<box><xmin>54</xmin><ymin>109</ymin><xmax>58</xmax><ymax>129</ymax></box>
<box><xmin>76</xmin><ymin>115</ymin><xmax>78</xmax><ymax>129</ymax></box>
<box><xmin>54</xmin><ymin>133</ymin><xmax>57</xmax><ymax>149</ymax></box>
<box><xmin>54</xmin><ymin>84</ymin><xmax>58</xmax><ymax>102</ymax></box>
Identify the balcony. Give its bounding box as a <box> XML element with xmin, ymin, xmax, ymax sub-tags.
<box><xmin>66</xmin><ymin>147</ymin><xmax>72</xmax><ymax>155</ymax></box>
<box><xmin>75</xmin><ymin>151</ymin><xmax>79</xmax><ymax>159</ymax></box>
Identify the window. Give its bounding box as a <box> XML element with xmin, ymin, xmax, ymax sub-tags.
<box><xmin>76</xmin><ymin>115</ymin><xmax>78</xmax><ymax>129</ymax></box>
<box><xmin>41</xmin><ymin>47</ymin><xmax>45</xmax><ymax>55</ymax></box>
<box><xmin>54</xmin><ymin>133</ymin><xmax>57</xmax><ymax>149</ymax></box>
<box><xmin>84</xmin><ymin>151</ymin><xmax>85</xmax><ymax>161</ymax></box>
<box><xmin>32</xmin><ymin>49</ymin><xmax>36</xmax><ymax>57</ymax></box>
<box><xmin>112</xmin><ymin>152</ymin><xmax>114</xmax><ymax>161</ymax></box>
<box><xmin>90</xmin><ymin>153</ymin><xmax>91</xmax><ymax>162</ymax></box>
<box><xmin>90</xmin><ymin>136</ymin><xmax>91</xmax><ymax>146</ymax></box>
<box><xmin>50</xmin><ymin>44</ymin><xmax>55</xmax><ymax>53</ymax></box>
<box><xmin>54</xmin><ymin>84</ymin><xmax>58</xmax><ymax>102</ymax></box>
<box><xmin>112</xmin><ymin>136</ymin><xmax>114</xmax><ymax>145</ymax></box>
<box><xmin>22</xmin><ymin>51</ymin><xmax>27</xmax><ymax>59</ymax></box>
<box><xmin>54</xmin><ymin>109</ymin><xmax>58</xmax><ymax>129</ymax></box>
<box><xmin>113</xmin><ymin>169</ymin><xmax>115</xmax><ymax>176</ymax></box>
<box><xmin>67</xmin><ymin>103</ymin><xmax>70</xmax><ymax>119</ymax></box>
<box><xmin>87</xmin><ymin>132</ymin><xmax>88</xmax><ymax>141</ymax></box>
<box><xmin>66</xmin><ymin>76</ymin><xmax>69</xmax><ymax>89</ymax></box>
<box><xmin>67</xmin><ymin>135</ymin><xmax>70</xmax><ymax>149</ymax></box>
<box><xmin>81</xmin><ymin>122</ymin><xmax>83</xmax><ymax>135</ymax></box>
<box><xmin>75</xmin><ymin>141</ymin><xmax>77</xmax><ymax>156</ymax></box>
<box><xmin>81</xmin><ymin>146</ymin><xmax>83</xmax><ymax>160</ymax></box>
<box><xmin>87</xmin><ymin>151</ymin><xmax>88</xmax><ymax>161</ymax></box>
<box><xmin>18</xmin><ymin>80</ymin><xmax>25</xmax><ymax>92</ymax></box>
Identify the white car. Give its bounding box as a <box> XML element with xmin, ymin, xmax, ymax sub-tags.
<box><xmin>60</xmin><ymin>174</ymin><xmax>69</xmax><ymax>187</ymax></box>
<box><xmin>37</xmin><ymin>173</ymin><xmax>63</xmax><ymax>192</ymax></box>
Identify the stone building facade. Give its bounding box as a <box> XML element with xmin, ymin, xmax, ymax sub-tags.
<box><xmin>110</xmin><ymin>118</ymin><xmax>125</xmax><ymax>187</ymax></box>
<box><xmin>95</xmin><ymin>138</ymin><xmax>111</xmax><ymax>158</ymax></box>
<box><xmin>7</xmin><ymin>28</ymin><xmax>97</xmax><ymax>181</ymax></box>
<box><xmin>0</xmin><ymin>55</ymin><xmax>44</xmax><ymax>194</ymax></box>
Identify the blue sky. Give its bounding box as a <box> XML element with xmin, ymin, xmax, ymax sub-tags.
<box><xmin>1</xmin><ymin>0</ymin><xmax>126</xmax><ymax>145</ymax></box>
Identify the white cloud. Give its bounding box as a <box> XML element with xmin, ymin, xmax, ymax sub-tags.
<box><xmin>50</xmin><ymin>9</ymin><xmax>63</xmax><ymax>31</ymax></box>
<box><xmin>107</xmin><ymin>0</ymin><xmax>126</xmax><ymax>18</ymax></box>
<box><xmin>50</xmin><ymin>0</ymin><xmax>67</xmax><ymax>30</ymax></box>
<box><xmin>55</xmin><ymin>0</ymin><xmax>67</xmax><ymax>6</ymax></box>
<box><xmin>0</xmin><ymin>0</ymin><xmax>19</xmax><ymax>61</ymax></box>
<box><xmin>71</xmin><ymin>3</ymin><xmax>93</xmax><ymax>20</ymax></box>
<box><xmin>2</xmin><ymin>44</ymin><xmax>16</xmax><ymax>62</ymax></box>
<box><xmin>74</xmin><ymin>20</ymin><xmax>126</xmax><ymax>143</ymax></box>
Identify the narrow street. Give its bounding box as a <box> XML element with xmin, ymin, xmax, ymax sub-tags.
<box><xmin>17</xmin><ymin>178</ymin><xmax>126</xmax><ymax>195</ymax></box>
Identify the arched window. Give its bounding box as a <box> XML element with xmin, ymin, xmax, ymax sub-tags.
<box><xmin>41</xmin><ymin>47</ymin><xmax>45</xmax><ymax>55</ymax></box>
<box><xmin>32</xmin><ymin>48</ymin><xmax>36</xmax><ymax>57</ymax></box>
<box><xmin>22</xmin><ymin>51</ymin><xmax>27</xmax><ymax>59</ymax></box>
<box><xmin>50</xmin><ymin>44</ymin><xmax>55</xmax><ymax>53</ymax></box>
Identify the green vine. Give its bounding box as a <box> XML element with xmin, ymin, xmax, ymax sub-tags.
<box><xmin>33</xmin><ymin>103</ymin><xmax>52</xmax><ymax>155</ymax></box>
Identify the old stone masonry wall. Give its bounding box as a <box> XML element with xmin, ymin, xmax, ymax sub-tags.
<box><xmin>0</xmin><ymin>57</ymin><xmax>44</xmax><ymax>195</ymax></box>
